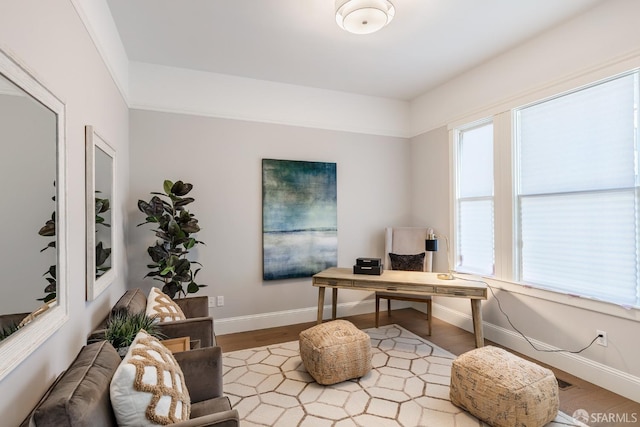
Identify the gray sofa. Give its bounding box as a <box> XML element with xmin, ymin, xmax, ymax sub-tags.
<box><xmin>20</xmin><ymin>340</ymin><xmax>239</xmax><ymax>427</ymax></box>
<box><xmin>89</xmin><ymin>288</ymin><xmax>216</xmax><ymax>348</ymax></box>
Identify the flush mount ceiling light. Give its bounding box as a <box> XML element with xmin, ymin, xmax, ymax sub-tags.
<box><xmin>335</xmin><ymin>0</ymin><xmax>395</xmax><ymax>35</ymax></box>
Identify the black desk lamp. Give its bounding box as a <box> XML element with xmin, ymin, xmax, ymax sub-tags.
<box><xmin>425</xmin><ymin>233</ymin><xmax>454</xmax><ymax>280</ymax></box>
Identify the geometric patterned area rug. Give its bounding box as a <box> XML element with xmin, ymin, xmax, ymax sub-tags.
<box><xmin>222</xmin><ymin>324</ymin><xmax>585</xmax><ymax>427</ymax></box>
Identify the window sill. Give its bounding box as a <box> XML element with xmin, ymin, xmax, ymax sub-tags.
<box><xmin>457</xmin><ymin>272</ymin><xmax>640</xmax><ymax>322</ymax></box>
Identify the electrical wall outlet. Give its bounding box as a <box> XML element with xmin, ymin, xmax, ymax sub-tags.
<box><xmin>217</xmin><ymin>296</ymin><xmax>224</xmax><ymax>307</ymax></box>
<box><xmin>596</xmin><ymin>330</ymin><xmax>608</xmax><ymax>347</ymax></box>
<box><xmin>208</xmin><ymin>297</ymin><xmax>215</xmax><ymax>308</ymax></box>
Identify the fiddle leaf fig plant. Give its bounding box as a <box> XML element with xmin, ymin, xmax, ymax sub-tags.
<box><xmin>137</xmin><ymin>179</ymin><xmax>206</xmax><ymax>299</ymax></box>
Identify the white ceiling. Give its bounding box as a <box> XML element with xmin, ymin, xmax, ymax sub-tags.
<box><xmin>106</xmin><ymin>0</ymin><xmax>602</xmax><ymax>101</ymax></box>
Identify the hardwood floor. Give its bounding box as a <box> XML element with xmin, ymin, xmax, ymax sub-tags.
<box><xmin>216</xmin><ymin>308</ymin><xmax>640</xmax><ymax>423</ymax></box>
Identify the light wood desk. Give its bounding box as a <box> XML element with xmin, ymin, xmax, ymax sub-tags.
<box><xmin>312</xmin><ymin>267</ymin><xmax>487</xmax><ymax>348</ymax></box>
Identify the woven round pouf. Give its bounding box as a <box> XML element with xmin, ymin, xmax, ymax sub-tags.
<box><xmin>299</xmin><ymin>320</ymin><xmax>372</xmax><ymax>385</ymax></box>
<box><xmin>450</xmin><ymin>346</ymin><xmax>559</xmax><ymax>427</ymax></box>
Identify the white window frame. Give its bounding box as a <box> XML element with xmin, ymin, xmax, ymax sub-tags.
<box><xmin>452</xmin><ymin>119</ymin><xmax>496</xmax><ymax>277</ymax></box>
<box><xmin>451</xmin><ymin>70</ymin><xmax>640</xmax><ymax>314</ymax></box>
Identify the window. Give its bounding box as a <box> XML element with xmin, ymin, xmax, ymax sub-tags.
<box><xmin>515</xmin><ymin>73</ymin><xmax>639</xmax><ymax>307</ymax></box>
<box><xmin>455</xmin><ymin>122</ymin><xmax>495</xmax><ymax>276</ymax></box>
<box><xmin>453</xmin><ymin>71</ymin><xmax>640</xmax><ymax>308</ymax></box>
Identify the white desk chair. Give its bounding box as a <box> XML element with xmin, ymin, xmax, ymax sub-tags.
<box><xmin>375</xmin><ymin>227</ymin><xmax>433</xmax><ymax>334</ymax></box>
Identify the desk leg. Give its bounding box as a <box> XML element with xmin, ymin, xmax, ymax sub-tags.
<box><xmin>317</xmin><ymin>287</ymin><xmax>325</xmax><ymax>324</ymax></box>
<box><xmin>332</xmin><ymin>288</ymin><xmax>338</xmax><ymax>320</ymax></box>
<box><xmin>471</xmin><ymin>299</ymin><xmax>484</xmax><ymax>348</ymax></box>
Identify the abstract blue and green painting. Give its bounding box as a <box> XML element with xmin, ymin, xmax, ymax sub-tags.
<box><xmin>262</xmin><ymin>159</ymin><xmax>337</xmax><ymax>280</ymax></box>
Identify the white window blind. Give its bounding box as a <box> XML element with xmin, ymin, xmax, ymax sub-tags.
<box><xmin>516</xmin><ymin>72</ymin><xmax>640</xmax><ymax>307</ymax></box>
<box><xmin>457</xmin><ymin>122</ymin><xmax>495</xmax><ymax>275</ymax></box>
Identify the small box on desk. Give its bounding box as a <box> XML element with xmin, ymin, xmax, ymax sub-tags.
<box><xmin>356</xmin><ymin>257</ymin><xmax>382</xmax><ymax>267</ymax></box>
<box><xmin>353</xmin><ymin>265</ymin><xmax>383</xmax><ymax>275</ymax></box>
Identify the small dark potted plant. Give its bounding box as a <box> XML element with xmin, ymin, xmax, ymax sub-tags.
<box><xmin>137</xmin><ymin>179</ymin><xmax>206</xmax><ymax>299</ymax></box>
<box><xmin>104</xmin><ymin>310</ymin><xmax>165</xmax><ymax>357</ymax></box>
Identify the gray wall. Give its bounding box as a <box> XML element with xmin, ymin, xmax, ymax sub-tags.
<box><xmin>128</xmin><ymin>110</ymin><xmax>412</xmax><ymax>328</ymax></box>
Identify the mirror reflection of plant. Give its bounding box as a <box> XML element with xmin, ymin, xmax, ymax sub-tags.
<box><xmin>137</xmin><ymin>180</ymin><xmax>206</xmax><ymax>299</ymax></box>
<box><xmin>38</xmin><ymin>183</ymin><xmax>56</xmax><ymax>303</ymax></box>
<box><xmin>94</xmin><ymin>192</ymin><xmax>111</xmax><ymax>279</ymax></box>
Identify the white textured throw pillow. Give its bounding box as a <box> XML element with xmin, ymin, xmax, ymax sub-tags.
<box><xmin>110</xmin><ymin>329</ymin><xmax>191</xmax><ymax>426</ymax></box>
<box><xmin>146</xmin><ymin>287</ymin><xmax>186</xmax><ymax>322</ymax></box>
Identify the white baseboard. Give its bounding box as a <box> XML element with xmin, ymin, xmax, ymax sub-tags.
<box><xmin>427</xmin><ymin>302</ymin><xmax>640</xmax><ymax>404</ymax></box>
<box><xmin>214</xmin><ymin>299</ymin><xmax>412</xmax><ymax>335</ymax></box>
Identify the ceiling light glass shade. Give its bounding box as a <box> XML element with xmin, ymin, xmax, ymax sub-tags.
<box><xmin>335</xmin><ymin>0</ymin><xmax>395</xmax><ymax>35</ymax></box>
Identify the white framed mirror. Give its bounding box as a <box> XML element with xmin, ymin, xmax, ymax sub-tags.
<box><xmin>86</xmin><ymin>126</ymin><xmax>116</xmax><ymax>300</ymax></box>
<box><xmin>0</xmin><ymin>47</ymin><xmax>68</xmax><ymax>381</ymax></box>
